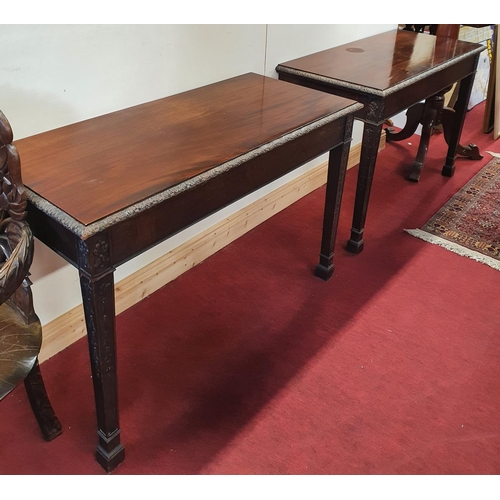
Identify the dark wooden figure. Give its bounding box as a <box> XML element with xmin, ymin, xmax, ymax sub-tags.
<box><xmin>0</xmin><ymin>110</ymin><xmax>62</xmax><ymax>442</ymax></box>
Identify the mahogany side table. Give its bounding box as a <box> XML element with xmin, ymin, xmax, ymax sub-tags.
<box><xmin>276</xmin><ymin>29</ymin><xmax>483</xmax><ymax>254</ymax></box>
<box><xmin>15</xmin><ymin>73</ymin><xmax>361</xmax><ymax>471</ymax></box>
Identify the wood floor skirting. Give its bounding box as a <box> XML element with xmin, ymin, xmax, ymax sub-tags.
<box><xmin>39</xmin><ymin>134</ymin><xmax>385</xmax><ymax>363</ymax></box>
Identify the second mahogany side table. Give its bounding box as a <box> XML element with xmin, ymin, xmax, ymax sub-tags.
<box><xmin>276</xmin><ymin>29</ymin><xmax>483</xmax><ymax>254</ymax></box>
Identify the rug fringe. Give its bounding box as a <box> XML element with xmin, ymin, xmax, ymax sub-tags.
<box><xmin>404</xmin><ymin>229</ymin><xmax>500</xmax><ymax>271</ymax></box>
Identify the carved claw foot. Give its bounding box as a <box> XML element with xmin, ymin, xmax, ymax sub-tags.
<box><xmin>457</xmin><ymin>143</ymin><xmax>483</xmax><ymax>160</ymax></box>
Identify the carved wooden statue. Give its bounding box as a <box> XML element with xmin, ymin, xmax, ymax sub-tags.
<box><xmin>0</xmin><ymin>110</ymin><xmax>62</xmax><ymax>441</ymax></box>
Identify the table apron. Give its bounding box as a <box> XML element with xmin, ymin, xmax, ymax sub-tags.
<box><xmin>382</xmin><ymin>55</ymin><xmax>480</xmax><ymax>119</ymax></box>
<box><xmin>27</xmin><ymin>202</ymin><xmax>80</xmax><ymax>268</ymax></box>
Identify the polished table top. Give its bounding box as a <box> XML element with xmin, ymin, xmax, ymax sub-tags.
<box><xmin>15</xmin><ymin>73</ymin><xmax>358</xmax><ymax>226</ymax></box>
<box><xmin>277</xmin><ymin>29</ymin><xmax>483</xmax><ymax>96</ymax></box>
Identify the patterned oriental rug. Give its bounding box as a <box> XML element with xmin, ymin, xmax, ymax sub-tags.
<box><xmin>406</xmin><ymin>157</ymin><xmax>500</xmax><ymax>271</ymax></box>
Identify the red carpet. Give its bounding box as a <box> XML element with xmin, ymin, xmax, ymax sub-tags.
<box><xmin>1</xmin><ymin>102</ymin><xmax>499</xmax><ymax>475</ymax></box>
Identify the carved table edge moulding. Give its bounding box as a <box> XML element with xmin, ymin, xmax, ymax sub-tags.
<box><xmin>26</xmin><ymin>103</ymin><xmax>362</xmax><ymax>240</ymax></box>
<box><xmin>276</xmin><ymin>46</ymin><xmax>485</xmax><ymax>101</ymax></box>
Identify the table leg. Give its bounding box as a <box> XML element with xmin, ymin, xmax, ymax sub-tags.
<box><xmin>408</xmin><ymin>100</ymin><xmax>437</xmax><ymax>182</ymax></box>
<box><xmin>78</xmin><ymin>239</ymin><xmax>125</xmax><ymax>473</ymax></box>
<box><xmin>346</xmin><ymin>122</ymin><xmax>383</xmax><ymax>254</ymax></box>
<box><xmin>315</xmin><ymin>119</ymin><xmax>353</xmax><ymax>281</ymax></box>
<box><xmin>442</xmin><ymin>72</ymin><xmax>476</xmax><ymax>177</ymax></box>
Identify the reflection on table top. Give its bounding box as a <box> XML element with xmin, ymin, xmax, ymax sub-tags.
<box><xmin>277</xmin><ymin>30</ymin><xmax>484</xmax><ymax>94</ymax></box>
<box><xmin>15</xmin><ymin>73</ymin><xmax>357</xmax><ymax>226</ymax></box>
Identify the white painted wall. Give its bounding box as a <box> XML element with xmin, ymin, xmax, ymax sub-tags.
<box><xmin>1</xmin><ymin>24</ymin><xmax>395</xmax><ymax>325</ymax></box>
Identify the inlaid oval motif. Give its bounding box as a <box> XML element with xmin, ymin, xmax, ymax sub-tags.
<box><xmin>346</xmin><ymin>47</ymin><xmax>364</xmax><ymax>53</ymax></box>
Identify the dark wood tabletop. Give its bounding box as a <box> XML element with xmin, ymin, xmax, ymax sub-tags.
<box><xmin>16</xmin><ymin>73</ymin><xmax>357</xmax><ymax>226</ymax></box>
<box><xmin>277</xmin><ymin>29</ymin><xmax>483</xmax><ymax>95</ymax></box>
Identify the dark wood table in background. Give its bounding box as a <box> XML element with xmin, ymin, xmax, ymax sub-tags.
<box><xmin>15</xmin><ymin>73</ymin><xmax>362</xmax><ymax>471</ymax></box>
<box><xmin>276</xmin><ymin>29</ymin><xmax>484</xmax><ymax>254</ymax></box>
